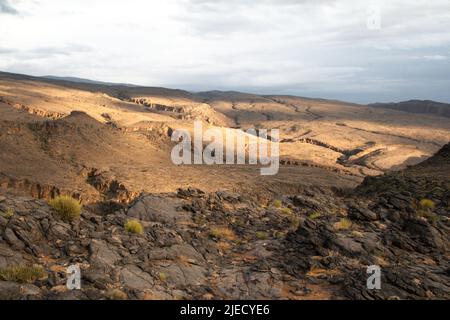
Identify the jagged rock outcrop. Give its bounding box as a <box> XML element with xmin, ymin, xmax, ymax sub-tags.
<box><xmin>283</xmin><ymin>142</ymin><xmax>450</xmax><ymax>299</ymax></box>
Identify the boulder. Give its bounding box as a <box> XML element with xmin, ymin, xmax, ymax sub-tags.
<box><xmin>119</xmin><ymin>265</ymin><xmax>153</xmax><ymax>291</ymax></box>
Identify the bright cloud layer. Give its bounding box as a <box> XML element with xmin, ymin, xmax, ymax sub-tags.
<box><xmin>0</xmin><ymin>0</ymin><xmax>449</xmax><ymax>103</ymax></box>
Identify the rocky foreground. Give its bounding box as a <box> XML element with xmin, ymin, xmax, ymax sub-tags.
<box><xmin>0</xmin><ymin>183</ymin><xmax>448</xmax><ymax>299</ymax></box>
<box><xmin>0</xmin><ymin>143</ymin><xmax>449</xmax><ymax>300</ymax></box>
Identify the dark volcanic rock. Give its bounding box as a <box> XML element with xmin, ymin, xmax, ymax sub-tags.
<box><xmin>348</xmin><ymin>204</ymin><xmax>378</xmax><ymax>221</ymax></box>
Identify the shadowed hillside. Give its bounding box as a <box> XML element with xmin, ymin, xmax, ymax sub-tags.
<box><xmin>369</xmin><ymin>100</ymin><xmax>450</xmax><ymax>118</ymax></box>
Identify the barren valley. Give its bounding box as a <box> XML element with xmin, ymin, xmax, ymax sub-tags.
<box><xmin>0</xmin><ymin>71</ymin><xmax>449</xmax><ymax>300</ymax></box>
<box><xmin>1</xmin><ymin>71</ymin><xmax>449</xmax><ymax>202</ymax></box>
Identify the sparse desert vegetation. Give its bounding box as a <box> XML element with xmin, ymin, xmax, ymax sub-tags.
<box><xmin>106</xmin><ymin>288</ymin><xmax>128</xmax><ymax>300</ymax></box>
<box><xmin>273</xmin><ymin>200</ymin><xmax>282</xmax><ymax>208</ymax></box>
<box><xmin>333</xmin><ymin>218</ymin><xmax>352</xmax><ymax>230</ymax></box>
<box><xmin>416</xmin><ymin>199</ymin><xmax>439</xmax><ymax>223</ymax></box>
<box><xmin>48</xmin><ymin>195</ymin><xmax>81</xmax><ymax>222</ymax></box>
<box><xmin>255</xmin><ymin>231</ymin><xmax>269</xmax><ymax>240</ymax></box>
<box><xmin>158</xmin><ymin>272</ymin><xmax>169</xmax><ymax>282</ymax></box>
<box><xmin>309</xmin><ymin>212</ymin><xmax>321</xmax><ymax>219</ymax></box>
<box><xmin>0</xmin><ymin>265</ymin><xmax>45</xmax><ymax>283</ymax></box>
<box><xmin>288</xmin><ymin>214</ymin><xmax>301</xmax><ymax>230</ymax></box>
<box><xmin>125</xmin><ymin>220</ymin><xmax>144</xmax><ymax>234</ymax></box>
<box><xmin>210</xmin><ymin>226</ymin><xmax>236</xmax><ymax>241</ymax></box>
<box><xmin>1</xmin><ymin>208</ymin><xmax>14</xmax><ymax>219</ymax></box>
<box><xmin>419</xmin><ymin>198</ymin><xmax>435</xmax><ymax>210</ymax></box>
<box><xmin>216</xmin><ymin>241</ymin><xmax>232</xmax><ymax>251</ymax></box>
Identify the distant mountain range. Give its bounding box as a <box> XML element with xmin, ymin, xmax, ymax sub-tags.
<box><xmin>3</xmin><ymin>71</ymin><xmax>450</xmax><ymax>119</ymax></box>
<box><xmin>43</xmin><ymin>75</ymin><xmax>450</xmax><ymax>118</ymax></box>
<box><xmin>42</xmin><ymin>75</ymin><xmax>138</xmax><ymax>87</ymax></box>
<box><xmin>369</xmin><ymin>100</ymin><xmax>450</xmax><ymax>118</ymax></box>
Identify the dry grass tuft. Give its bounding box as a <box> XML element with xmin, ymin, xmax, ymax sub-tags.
<box><xmin>1</xmin><ymin>208</ymin><xmax>14</xmax><ymax>219</ymax></box>
<box><xmin>419</xmin><ymin>199</ymin><xmax>435</xmax><ymax>210</ymax></box>
<box><xmin>125</xmin><ymin>220</ymin><xmax>144</xmax><ymax>234</ymax></box>
<box><xmin>309</xmin><ymin>212</ymin><xmax>321</xmax><ymax>220</ymax></box>
<box><xmin>273</xmin><ymin>200</ymin><xmax>282</xmax><ymax>208</ymax></box>
<box><xmin>333</xmin><ymin>218</ymin><xmax>352</xmax><ymax>230</ymax></box>
<box><xmin>210</xmin><ymin>226</ymin><xmax>236</xmax><ymax>241</ymax></box>
<box><xmin>158</xmin><ymin>272</ymin><xmax>169</xmax><ymax>282</ymax></box>
<box><xmin>255</xmin><ymin>231</ymin><xmax>269</xmax><ymax>240</ymax></box>
<box><xmin>49</xmin><ymin>195</ymin><xmax>81</xmax><ymax>222</ymax></box>
<box><xmin>216</xmin><ymin>241</ymin><xmax>232</xmax><ymax>251</ymax></box>
<box><xmin>0</xmin><ymin>265</ymin><xmax>45</xmax><ymax>283</ymax></box>
<box><xmin>281</xmin><ymin>207</ymin><xmax>292</xmax><ymax>215</ymax></box>
<box><xmin>106</xmin><ymin>288</ymin><xmax>128</xmax><ymax>300</ymax></box>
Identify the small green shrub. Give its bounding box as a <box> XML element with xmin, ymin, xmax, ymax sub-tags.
<box><xmin>49</xmin><ymin>196</ymin><xmax>81</xmax><ymax>222</ymax></box>
<box><xmin>273</xmin><ymin>200</ymin><xmax>282</xmax><ymax>208</ymax></box>
<box><xmin>210</xmin><ymin>227</ymin><xmax>235</xmax><ymax>241</ymax></box>
<box><xmin>417</xmin><ymin>199</ymin><xmax>438</xmax><ymax>223</ymax></box>
<box><xmin>255</xmin><ymin>231</ymin><xmax>269</xmax><ymax>240</ymax></box>
<box><xmin>288</xmin><ymin>215</ymin><xmax>301</xmax><ymax>229</ymax></box>
<box><xmin>1</xmin><ymin>208</ymin><xmax>14</xmax><ymax>219</ymax></box>
<box><xmin>273</xmin><ymin>230</ymin><xmax>286</xmax><ymax>240</ymax></box>
<box><xmin>106</xmin><ymin>288</ymin><xmax>128</xmax><ymax>300</ymax></box>
<box><xmin>125</xmin><ymin>220</ymin><xmax>144</xmax><ymax>234</ymax></box>
<box><xmin>309</xmin><ymin>212</ymin><xmax>321</xmax><ymax>220</ymax></box>
<box><xmin>158</xmin><ymin>272</ymin><xmax>169</xmax><ymax>282</ymax></box>
<box><xmin>419</xmin><ymin>199</ymin><xmax>435</xmax><ymax>210</ymax></box>
<box><xmin>216</xmin><ymin>241</ymin><xmax>232</xmax><ymax>252</ymax></box>
<box><xmin>0</xmin><ymin>265</ymin><xmax>45</xmax><ymax>283</ymax></box>
<box><xmin>334</xmin><ymin>218</ymin><xmax>352</xmax><ymax>230</ymax></box>
<box><xmin>281</xmin><ymin>207</ymin><xmax>292</xmax><ymax>215</ymax></box>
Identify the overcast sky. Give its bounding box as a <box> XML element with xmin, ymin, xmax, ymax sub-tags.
<box><xmin>1</xmin><ymin>0</ymin><xmax>449</xmax><ymax>103</ymax></box>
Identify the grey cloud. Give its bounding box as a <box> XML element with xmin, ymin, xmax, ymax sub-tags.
<box><xmin>0</xmin><ymin>47</ymin><xmax>17</xmax><ymax>54</ymax></box>
<box><xmin>185</xmin><ymin>0</ymin><xmax>336</xmax><ymax>8</ymax></box>
<box><xmin>176</xmin><ymin>0</ymin><xmax>338</xmax><ymax>36</ymax></box>
<box><xmin>2</xmin><ymin>0</ymin><xmax>450</xmax><ymax>103</ymax></box>
<box><xmin>422</xmin><ymin>55</ymin><xmax>448</xmax><ymax>61</ymax></box>
<box><xmin>0</xmin><ymin>45</ymin><xmax>92</xmax><ymax>60</ymax></box>
<box><xmin>0</xmin><ymin>0</ymin><xmax>18</xmax><ymax>14</ymax></box>
<box><xmin>29</xmin><ymin>45</ymin><xmax>91</xmax><ymax>56</ymax></box>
